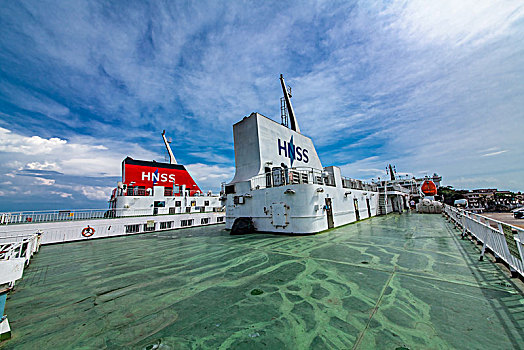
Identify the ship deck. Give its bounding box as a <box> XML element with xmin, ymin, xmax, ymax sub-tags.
<box><xmin>3</xmin><ymin>213</ymin><xmax>524</xmax><ymax>349</ymax></box>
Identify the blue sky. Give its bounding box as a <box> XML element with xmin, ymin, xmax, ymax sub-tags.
<box><xmin>1</xmin><ymin>0</ymin><xmax>523</xmax><ymax>211</ymax></box>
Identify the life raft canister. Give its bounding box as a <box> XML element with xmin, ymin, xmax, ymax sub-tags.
<box><xmin>421</xmin><ymin>180</ymin><xmax>437</xmax><ymax>196</ymax></box>
<box><xmin>81</xmin><ymin>226</ymin><xmax>95</xmax><ymax>237</ymax></box>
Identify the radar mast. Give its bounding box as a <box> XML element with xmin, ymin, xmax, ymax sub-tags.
<box><xmin>280</xmin><ymin>74</ymin><xmax>300</xmax><ymax>133</ymax></box>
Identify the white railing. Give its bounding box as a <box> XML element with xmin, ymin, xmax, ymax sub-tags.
<box><xmin>377</xmin><ymin>182</ymin><xmax>410</xmax><ymax>194</ymax></box>
<box><xmin>250</xmin><ymin>167</ymin><xmax>326</xmax><ymax>190</ymax></box>
<box><xmin>341</xmin><ymin>177</ymin><xmax>378</xmax><ymax>192</ymax></box>
<box><xmin>0</xmin><ymin>206</ymin><xmax>226</xmax><ymax>226</ymax></box>
<box><xmin>0</xmin><ymin>232</ymin><xmax>41</xmax><ymax>336</ymax></box>
<box><xmin>0</xmin><ymin>233</ymin><xmax>41</xmax><ymax>265</ymax></box>
<box><xmin>0</xmin><ymin>208</ymin><xmax>154</xmax><ymax>225</ymax></box>
<box><xmin>444</xmin><ymin>205</ymin><xmax>524</xmax><ymax>278</ymax></box>
<box><xmin>249</xmin><ymin>167</ymin><xmax>377</xmax><ymax>191</ymax></box>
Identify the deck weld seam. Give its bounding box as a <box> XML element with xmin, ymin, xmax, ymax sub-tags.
<box><xmin>352</xmin><ymin>267</ymin><xmax>396</xmax><ymax>350</ymax></box>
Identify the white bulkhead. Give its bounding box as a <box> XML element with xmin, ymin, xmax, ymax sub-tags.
<box><xmin>225</xmin><ymin>112</ymin><xmax>379</xmax><ymax>234</ymax></box>
<box><xmin>231</xmin><ymin>112</ymin><xmax>322</xmax><ymax>183</ymax></box>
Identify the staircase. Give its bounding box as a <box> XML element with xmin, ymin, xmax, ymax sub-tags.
<box><xmin>378</xmin><ymin>193</ymin><xmax>387</xmax><ymax>215</ymax></box>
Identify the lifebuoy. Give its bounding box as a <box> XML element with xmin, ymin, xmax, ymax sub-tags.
<box><xmin>81</xmin><ymin>226</ymin><xmax>95</xmax><ymax>237</ymax></box>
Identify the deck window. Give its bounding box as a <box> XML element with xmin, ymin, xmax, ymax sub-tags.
<box><xmin>136</xmin><ymin>186</ymin><xmax>146</xmax><ymax>196</ymax></box>
<box><xmin>143</xmin><ymin>222</ymin><xmax>156</xmax><ymax>232</ymax></box>
<box><xmin>125</xmin><ymin>224</ymin><xmax>140</xmax><ymax>233</ymax></box>
<box><xmin>160</xmin><ymin>221</ymin><xmax>173</xmax><ymax>229</ymax></box>
<box><xmin>201</xmin><ymin>218</ymin><xmax>210</xmax><ymax>225</ymax></box>
<box><xmin>181</xmin><ymin>219</ymin><xmax>193</xmax><ymax>227</ymax></box>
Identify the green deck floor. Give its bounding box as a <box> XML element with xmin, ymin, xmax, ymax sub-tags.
<box><xmin>2</xmin><ymin>213</ymin><xmax>524</xmax><ymax>349</ymax></box>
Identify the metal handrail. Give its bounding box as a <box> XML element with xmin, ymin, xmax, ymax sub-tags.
<box><xmin>249</xmin><ymin>166</ymin><xmax>377</xmax><ymax>191</ymax></box>
<box><xmin>0</xmin><ymin>206</ymin><xmax>223</xmax><ymax>226</ymax></box>
<box><xmin>444</xmin><ymin>205</ymin><xmax>524</xmax><ymax>278</ymax></box>
<box><xmin>0</xmin><ymin>233</ymin><xmax>41</xmax><ymax>300</ymax></box>
<box><xmin>250</xmin><ymin>167</ymin><xmax>324</xmax><ymax>190</ymax></box>
<box><xmin>0</xmin><ymin>233</ymin><xmax>40</xmax><ymax>264</ymax></box>
<box><xmin>341</xmin><ymin>177</ymin><xmax>378</xmax><ymax>192</ymax></box>
<box><xmin>0</xmin><ymin>208</ymin><xmax>152</xmax><ymax>225</ymax></box>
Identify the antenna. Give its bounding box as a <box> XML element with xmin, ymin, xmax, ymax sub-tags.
<box><xmin>162</xmin><ymin>130</ymin><xmax>177</xmax><ymax>164</ymax></box>
<box><xmin>279</xmin><ymin>74</ymin><xmax>300</xmax><ymax>133</ymax></box>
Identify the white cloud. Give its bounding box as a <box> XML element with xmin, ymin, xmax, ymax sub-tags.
<box><xmin>50</xmin><ymin>191</ymin><xmax>73</xmax><ymax>199</ymax></box>
<box><xmin>0</xmin><ymin>127</ymin><xmax>156</xmax><ymax>177</ymax></box>
<box><xmin>480</xmin><ymin>147</ymin><xmax>499</xmax><ymax>153</ymax></box>
<box><xmin>60</xmin><ymin>157</ymin><xmax>121</xmax><ymax>177</ymax></box>
<box><xmin>4</xmin><ymin>160</ymin><xmax>24</xmax><ymax>170</ymax></box>
<box><xmin>26</xmin><ymin>161</ymin><xmax>60</xmax><ymax>171</ymax></box>
<box><xmin>0</xmin><ymin>127</ymin><xmax>165</xmax><ymax>207</ymax></box>
<box><xmin>80</xmin><ymin>186</ymin><xmax>113</xmax><ymax>201</ymax></box>
<box><xmin>482</xmin><ymin>150</ymin><xmax>508</xmax><ymax>157</ymax></box>
<box><xmin>0</xmin><ymin>127</ymin><xmax>67</xmax><ymax>155</ymax></box>
<box><xmin>185</xmin><ymin>163</ymin><xmax>234</xmax><ymax>192</ymax></box>
<box><xmin>34</xmin><ymin>177</ymin><xmax>55</xmax><ymax>186</ymax></box>
<box><xmin>387</xmin><ymin>0</ymin><xmax>524</xmax><ymax>47</ymax></box>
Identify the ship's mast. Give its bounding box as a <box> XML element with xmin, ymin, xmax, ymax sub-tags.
<box><xmin>162</xmin><ymin>130</ymin><xmax>177</xmax><ymax>164</ymax></box>
<box><xmin>280</xmin><ymin>74</ymin><xmax>300</xmax><ymax>133</ymax></box>
<box><xmin>388</xmin><ymin>164</ymin><xmax>396</xmax><ymax>181</ymax></box>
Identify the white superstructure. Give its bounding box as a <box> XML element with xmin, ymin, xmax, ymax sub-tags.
<box><xmin>225</xmin><ymin>75</ymin><xmax>379</xmax><ymax>234</ymax></box>
<box><xmin>0</xmin><ymin>131</ymin><xmax>225</xmax><ymax>245</ymax></box>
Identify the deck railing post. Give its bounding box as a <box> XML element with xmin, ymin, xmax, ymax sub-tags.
<box><xmin>461</xmin><ymin>214</ymin><xmax>467</xmax><ymax>239</ymax></box>
<box><xmin>25</xmin><ymin>240</ymin><xmax>31</xmax><ymax>265</ymax></box>
<box><xmin>479</xmin><ymin>239</ymin><xmax>487</xmax><ymax>261</ymax></box>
